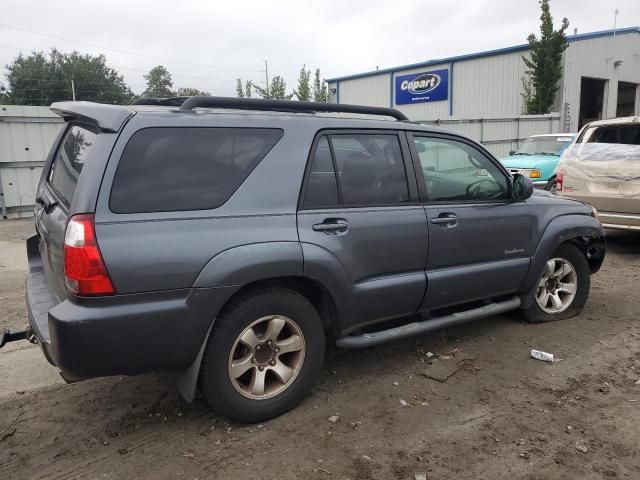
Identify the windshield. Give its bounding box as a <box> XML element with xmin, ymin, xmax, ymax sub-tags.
<box><xmin>514</xmin><ymin>135</ymin><xmax>573</xmax><ymax>156</ymax></box>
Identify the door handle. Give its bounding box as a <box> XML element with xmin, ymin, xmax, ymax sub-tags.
<box><xmin>312</xmin><ymin>220</ymin><xmax>349</xmax><ymax>233</ymax></box>
<box><xmin>430</xmin><ymin>214</ymin><xmax>458</xmax><ymax>226</ymax></box>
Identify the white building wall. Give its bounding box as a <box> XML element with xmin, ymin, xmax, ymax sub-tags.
<box><xmin>561</xmin><ymin>31</ymin><xmax>640</xmax><ymax>132</ymax></box>
<box><xmin>338</xmin><ymin>74</ymin><xmax>391</xmax><ymax>108</ymax></box>
<box><xmin>0</xmin><ymin>106</ymin><xmax>63</xmax><ymax>218</ymax></box>
<box><xmin>451</xmin><ymin>51</ymin><xmax>527</xmax><ymax>119</ymax></box>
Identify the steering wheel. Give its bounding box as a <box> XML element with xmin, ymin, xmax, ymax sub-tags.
<box><xmin>466</xmin><ymin>178</ymin><xmax>506</xmax><ymax>200</ymax></box>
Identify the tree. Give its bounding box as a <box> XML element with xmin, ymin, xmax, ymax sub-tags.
<box><xmin>174</xmin><ymin>87</ymin><xmax>210</xmax><ymax>96</ymax></box>
<box><xmin>2</xmin><ymin>48</ymin><xmax>133</xmax><ymax>105</ymax></box>
<box><xmin>294</xmin><ymin>65</ymin><xmax>312</xmax><ymax>101</ymax></box>
<box><xmin>236</xmin><ymin>79</ymin><xmax>253</xmax><ymax>98</ymax></box>
<box><xmin>313</xmin><ymin>68</ymin><xmax>328</xmax><ymax>103</ymax></box>
<box><xmin>143</xmin><ymin>65</ymin><xmax>173</xmax><ymax>97</ymax></box>
<box><xmin>253</xmin><ymin>75</ymin><xmax>293</xmax><ymax>100</ymax></box>
<box><xmin>521</xmin><ymin>0</ymin><xmax>569</xmax><ymax>114</ymax></box>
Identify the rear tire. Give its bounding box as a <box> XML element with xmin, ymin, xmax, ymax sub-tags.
<box><xmin>199</xmin><ymin>287</ymin><xmax>325</xmax><ymax>423</ymax></box>
<box><xmin>521</xmin><ymin>243</ymin><xmax>590</xmax><ymax>323</ymax></box>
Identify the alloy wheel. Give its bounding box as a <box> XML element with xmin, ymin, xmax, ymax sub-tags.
<box><xmin>228</xmin><ymin>315</ymin><xmax>306</xmax><ymax>400</ymax></box>
<box><xmin>535</xmin><ymin>258</ymin><xmax>578</xmax><ymax>314</ymax></box>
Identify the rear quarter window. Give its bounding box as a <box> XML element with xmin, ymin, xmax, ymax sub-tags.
<box><xmin>48</xmin><ymin>125</ymin><xmax>97</xmax><ymax>206</ymax></box>
<box><xmin>109</xmin><ymin>127</ymin><xmax>283</xmax><ymax>213</ymax></box>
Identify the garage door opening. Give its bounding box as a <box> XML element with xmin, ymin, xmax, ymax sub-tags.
<box><xmin>579</xmin><ymin>77</ymin><xmax>606</xmax><ymax>129</ymax></box>
<box><xmin>616</xmin><ymin>81</ymin><xmax>638</xmax><ymax>117</ymax></box>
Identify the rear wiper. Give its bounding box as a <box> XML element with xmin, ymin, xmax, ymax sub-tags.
<box><xmin>539</xmin><ymin>152</ymin><xmax>560</xmax><ymax>156</ymax></box>
<box><xmin>513</xmin><ymin>152</ymin><xmax>530</xmax><ymax>155</ymax></box>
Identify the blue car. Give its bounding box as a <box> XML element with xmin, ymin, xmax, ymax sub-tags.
<box><xmin>500</xmin><ymin>133</ymin><xmax>575</xmax><ymax>191</ymax></box>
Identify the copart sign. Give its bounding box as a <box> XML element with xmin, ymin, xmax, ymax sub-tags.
<box><xmin>395</xmin><ymin>69</ymin><xmax>448</xmax><ymax>105</ymax></box>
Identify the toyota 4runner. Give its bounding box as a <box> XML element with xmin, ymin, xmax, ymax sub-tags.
<box><xmin>12</xmin><ymin>97</ymin><xmax>605</xmax><ymax>422</ymax></box>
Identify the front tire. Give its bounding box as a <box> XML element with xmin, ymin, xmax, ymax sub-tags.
<box><xmin>199</xmin><ymin>287</ymin><xmax>325</xmax><ymax>422</ymax></box>
<box><xmin>521</xmin><ymin>243</ymin><xmax>590</xmax><ymax>323</ymax></box>
<box><xmin>545</xmin><ymin>176</ymin><xmax>557</xmax><ymax>193</ymax></box>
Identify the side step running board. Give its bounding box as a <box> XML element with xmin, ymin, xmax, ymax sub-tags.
<box><xmin>336</xmin><ymin>296</ymin><xmax>521</xmax><ymax>349</ymax></box>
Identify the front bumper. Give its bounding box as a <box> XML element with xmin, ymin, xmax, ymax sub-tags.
<box><xmin>26</xmin><ymin>265</ymin><xmax>237</xmax><ymax>380</ymax></box>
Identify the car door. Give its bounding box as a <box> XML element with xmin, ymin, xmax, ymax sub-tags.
<box><xmin>407</xmin><ymin>132</ymin><xmax>532</xmax><ymax>310</ymax></box>
<box><xmin>297</xmin><ymin>130</ymin><xmax>428</xmax><ymax>331</ymax></box>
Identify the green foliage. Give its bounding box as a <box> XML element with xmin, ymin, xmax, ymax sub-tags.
<box><xmin>521</xmin><ymin>0</ymin><xmax>569</xmax><ymax>114</ymax></box>
<box><xmin>294</xmin><ymin>65</ymin><xmax>312</xmax><ymax>101</ymax></box>
<box><xmin>174</xmin><ymin>87</ymin><xmax>210</xmax><ymax>96</ymax></box>
<box><xmin>143</xmin><ymin>65</ymin><xmax>173</xmax><ymax>97</ymax></box>
<box><xmin>313</xmin><ymin>68</ymin><xmax>327</xmax><ymax>103</ymax></box>
<box><xmin>253</xmin><ymin>76</ymin><xmax>293</xmax><ymax>100</ymax></box>
<box><xmin>236</xmin><ymin>79</ymin><xmax>253</xmax><ymax>98</ymax></box>
<box><xmin>2</xmin><ymin>48</ymin><xmax>133</xmax><ymax>105</ymax></box>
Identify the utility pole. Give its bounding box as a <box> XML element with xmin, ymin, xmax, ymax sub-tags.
<box><xmin>264</xmin><ymin>60</ymin><xmax>269</xmax><ymax>96</ymax></box>
<box><xmin>71</xmin><ymin>79</ymin><xmax>76</xmax><ymax>101</ymax></box>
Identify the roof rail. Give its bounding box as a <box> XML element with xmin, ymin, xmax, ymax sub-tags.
<box><xmin>130</xmin><ymin>96</ymin><xmax>189</xmax><ymax>107</ymax></box>
<box><xmin>178</xmin><ymin>96</ymin><xmax>409</xmax><ymax>121</ymax></box>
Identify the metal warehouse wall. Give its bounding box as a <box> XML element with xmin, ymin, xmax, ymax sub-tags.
<box><xmin>562</xmin><ymin>32</ymin><xmax>640</xmax><ymax>132</ymax></box>
<box><xmin>0</xmin><ymin>106</ymin><xmax>63</xmax><ymax>219</ymax></box>
<box><xmin>328</xmin><ymin>28</ymin><xmax>640</xmax><ymax>155</ymax></box>
<box><xmin>327</xmin><ymin>51</ymin><xmax>527</xmax><ymax>120</ymax></box>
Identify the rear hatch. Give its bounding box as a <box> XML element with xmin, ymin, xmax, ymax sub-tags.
<box><xmin>559</xmin><ymin>122</ymin><xmax>640</xmax><ymax>214</ymax></box>
<box><xmin>33</xmin><ymin>123</ymin><xmax>99</xmax><ymax>301</ymax></box>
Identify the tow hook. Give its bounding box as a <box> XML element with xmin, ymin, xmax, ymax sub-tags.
<box><xmin>0</xmin><ymin>325</ymin><xmax>36</xmax><ymax>349</ymax></box>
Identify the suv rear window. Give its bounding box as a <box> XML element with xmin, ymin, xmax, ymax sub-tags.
<box><xmin>579</xmin><ymin>124</ymin><xmax>640</xmax><ymax>145</ymax></box>
<box><xmin>48</xmin><ymin>125</ymin><xmax>97</xmax><ymax>206</ymax></box>
<box><xmin>110</xmin><ymin>127</ymin><xmax>283</xmax><ymax>213</ymax></box>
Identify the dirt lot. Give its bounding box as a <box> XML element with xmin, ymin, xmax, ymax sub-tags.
<box><xmin>1</xmin><ymin>218</ymin><xmax>639</xmax><ymax>480</ymax></box>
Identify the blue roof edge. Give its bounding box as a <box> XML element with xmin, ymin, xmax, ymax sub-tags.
<box><xmin>326</xmin><ymin>26</ymin><xmax>640</xmax><ymax>83</ymax></box>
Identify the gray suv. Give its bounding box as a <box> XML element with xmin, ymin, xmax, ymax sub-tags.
<box><xmin>18</xmin><ymin>97</ymin><xmax>605</xmax><ymax>422</ymax></box>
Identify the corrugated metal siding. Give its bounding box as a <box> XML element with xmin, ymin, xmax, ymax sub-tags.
<box><xmin>0</xmin><ymin>105</ymin><xmax>63</xmax><ymax>218</ymax></box>
<box><xmin>562</xmin><ymin>32</ymin><xmax>640</xmax><ymax>131</ymax></box>
<box><xmin>452</xmin><ymin>51</ymin><xmax>526</xmax><ymax>118</ymax></box>
<box><xmin>339</xmin><ymin>75</ymin><xmax>391</xmax><ymax>108</ymax></box>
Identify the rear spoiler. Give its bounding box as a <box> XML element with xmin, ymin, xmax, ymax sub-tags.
<box><xmin>50</xmin><ymin>101</ymin><xmax>135</xmax><ymax>133</ymax></box>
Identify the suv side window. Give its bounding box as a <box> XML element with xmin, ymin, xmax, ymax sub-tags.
<box><xmin>332</xmin><ymin>133</ymin><xmax>409</xmax><ymax>206</ymax></box>
<box><xmin>412</xmin><ymin>136</ymin><xmax>509</xmax><ymax>202</ymax></box>
<box><xmin>110</xmin><ymin>127</ymin><xmax>283</xmax><ymax>214</ymax></box>
<box><xmin>302</xmin><ymin>136</ymin><xmax>340</xmax><ymax>209</ymax></box>
<box><xmin>48</xmin><ymin>124</ymin><xmax>97</xmax><ymax>206</ymax></box>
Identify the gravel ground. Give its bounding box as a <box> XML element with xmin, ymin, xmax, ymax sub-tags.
<box><xmin>1</xmin><ymin>218</ymin><xmax>639</xmax><ymax>480</ymax></box>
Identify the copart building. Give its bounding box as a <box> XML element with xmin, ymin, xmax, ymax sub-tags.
<box><xmin>326</xmin><ymin>27</ymin><xmax>640</xmax><ymax>156</ymax></box>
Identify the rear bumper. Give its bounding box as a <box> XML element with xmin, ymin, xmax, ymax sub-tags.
<box><xmin>26</xmin><ymin>265</ymin><xmax>238</xmax><ymax>379</ymax></box>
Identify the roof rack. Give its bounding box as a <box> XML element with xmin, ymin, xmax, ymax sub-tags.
<box><xmin>177</xmin><ymin>96</ymin><xmax>409</xmax><ymax>121</ymax></box>
<box><xmin>130</xmin><ymin>96</ymin><xmax>189</xmax><ymax>107</ymax></box>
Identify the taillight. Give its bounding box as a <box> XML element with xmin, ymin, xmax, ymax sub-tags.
<box><xmin>556</xmin><ymin>172</ymin><xmax>564</xmax><ymax>192</ymax></box>
<box><xmin>64</xmin><ymin>214</ymin><xmax>115</xmax><ymax>296</ymax></box>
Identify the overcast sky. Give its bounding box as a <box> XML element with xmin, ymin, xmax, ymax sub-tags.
<box><xmin>1</xmin><ymin>0</ymin><xmax>639</xmax><ymax>96</ymax></box>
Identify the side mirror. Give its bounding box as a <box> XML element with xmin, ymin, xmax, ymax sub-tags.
<box><xmin>512</xmin><ymin>173</ymin><xmax>534</xmax><ymax>201</ymax></box>
<box><xmin>509</xmin><ymin>150</ymin><xmax>516</xmax><ymax>156</ymax></box>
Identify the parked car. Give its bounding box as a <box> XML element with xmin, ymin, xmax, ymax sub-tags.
<box><xmin>500</xmin><ymin>133</ymin><xmax>575</xmax><ymax>191</ymax></box>
<box><xmin>17</xmin><ymin>97</ymin><xmax>605</xmax><ymax>422</ymax></box>
<box><xmin>556</xmin><ymin>116</ymin><xmax>640</xmax><ymax>230</ymax></box>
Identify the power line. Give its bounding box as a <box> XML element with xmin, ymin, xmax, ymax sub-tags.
<box><xmin>0</xmin><ymin>23</ymin><xmax>263</xmax><ymax>73</ymax></box>
<box><xmin>0</xmin><ymin>44</ymin><xmax>266</xmax><ymax>86</ymax></box>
